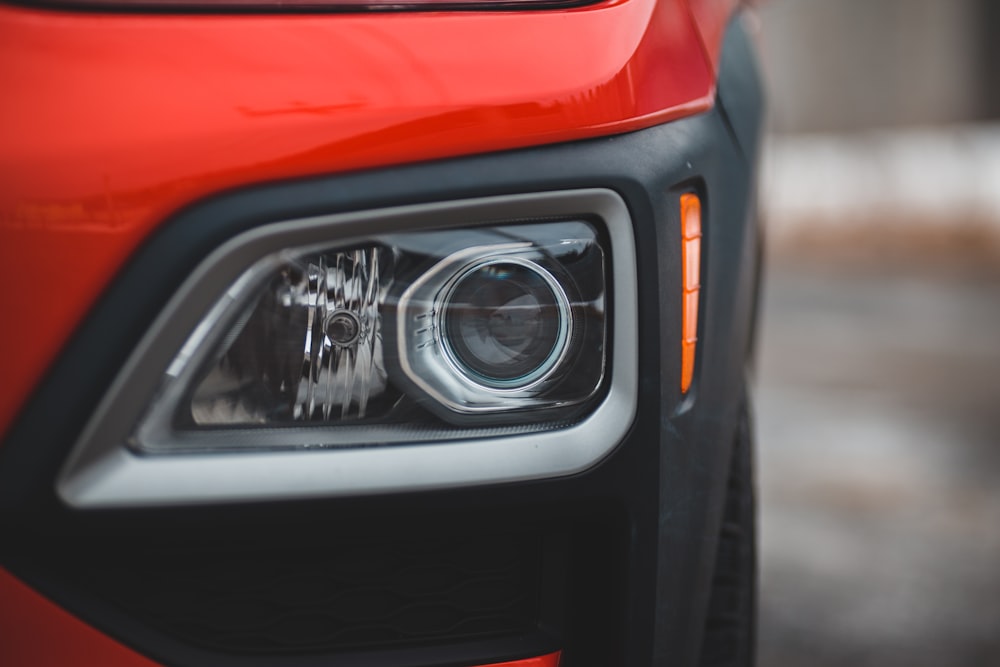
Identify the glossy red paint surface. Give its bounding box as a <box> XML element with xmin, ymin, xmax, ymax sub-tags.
<box><xmin>686</xmin><ymin>0</ymin><xmax>740</xmax><ymax>71</ymax></box>
<box><xmin>1</xmin><ymin>565</ymin><xmax>559</xmax><ymax>667</ymax></box>
<box><xmin>0</xmin><ymin>0</ymin><xmax>729</xmax><ymax>438</ymax></box>
<box><xmin>0</xmin><ymin>567</ymin><xmax>160</xmax><ymax>667</ymax></box>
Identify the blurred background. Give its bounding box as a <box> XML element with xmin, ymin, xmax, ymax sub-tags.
<box><xmin>752</xmin><ymin>1</ymin><xmax>1000</xmax><ymax>666</ymax></box>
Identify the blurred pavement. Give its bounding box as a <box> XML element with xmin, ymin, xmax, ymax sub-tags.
<box><xmin>752</xmin><ymin>2</ymin><xmax>1000</xmax><ymax>663</ymax></box>
<box><xmin>754</xmin><ymin>255</ymin><xmax>1000</xmax><ymax>667</ymax></box>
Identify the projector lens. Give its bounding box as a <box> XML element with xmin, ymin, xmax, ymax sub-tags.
<box><xmin>443</xmin><ymin>260</ymin><xmax>571</xmax><ymax>388</ymax></box>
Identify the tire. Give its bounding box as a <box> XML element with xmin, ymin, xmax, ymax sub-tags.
<box><xmin>698</xmin><ymin>404</ymin><xmax>757</xmax><ymax>667</ymax></box>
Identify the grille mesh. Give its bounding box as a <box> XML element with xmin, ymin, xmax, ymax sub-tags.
<box><xmin>78</xmin><ymin>535</ymin><xmax>543</xmax><ymax>655</ymax></box>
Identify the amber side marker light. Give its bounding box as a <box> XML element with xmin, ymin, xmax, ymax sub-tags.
<box><xmin>680</xmin><ymin>193</ymin><xmax>701</xmax><ymax>393</ymax></box>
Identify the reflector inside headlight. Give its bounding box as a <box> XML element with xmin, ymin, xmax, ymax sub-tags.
<box><xmin>147</xmin><ymin>221</ymin><xmax>606</xmax><ymax>449</ymax></box>
<box><xmin>188</xmin><ymin>245</ymin><xmax>398</xmax><ymax>425</ymax></box>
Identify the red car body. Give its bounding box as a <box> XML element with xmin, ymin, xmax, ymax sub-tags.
<box><xmin>0</xmin><ymin>0</ymin><xmax>762</xmax><ymax>665</ymax></box>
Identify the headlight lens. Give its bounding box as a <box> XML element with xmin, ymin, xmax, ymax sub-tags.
<box><xmin>157</xmin><ymin>221</ymin><xmax>606</xmax><ymax>447</ymax></box>
<box><xmin>442</xmin><ymin>258</ymin><xmax>571</xmax><ymax>388</ymax></box>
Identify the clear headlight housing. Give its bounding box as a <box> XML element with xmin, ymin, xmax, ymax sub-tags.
<box><xmin>139</xmin><ymin>221</ymin><xmax>607</xmax><ymax>452</ymax></box>
<box><xmin>58</xmin><ymin>190</ymin><xmax>638</xmax><ymax>507</ymax></box>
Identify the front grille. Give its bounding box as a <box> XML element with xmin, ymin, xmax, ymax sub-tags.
<box><xmin>71</xmin><ymin>534</ymin><xmax>546</xmax><ymax>655</ymax></box>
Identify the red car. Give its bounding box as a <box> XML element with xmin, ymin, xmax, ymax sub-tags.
<box><xmin>0</xmin><ymin>0</ymin><xmax>763</xmax><ymax>665</ymax></box>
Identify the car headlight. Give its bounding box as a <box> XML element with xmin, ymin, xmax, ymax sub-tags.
<box><xmin>165</xmin><ymin>221</ymin><xmax>606</xmax><ymax>448</ymax></box>
<box><xmin>58</xmin><ymin>190</ymin><xmax>637</xmax><ymax>506</ymax></box>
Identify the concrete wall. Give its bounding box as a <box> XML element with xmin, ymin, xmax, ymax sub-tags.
<box><xmin>758</xmin><ymin>0</ymin><xmax>987</xmax><ymax>133</ymax></box>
